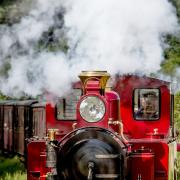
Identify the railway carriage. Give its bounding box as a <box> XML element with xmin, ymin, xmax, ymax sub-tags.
<box><xmin>0</xmin><ymin>101</ymin><xmax>9</xmax><ymax>153</ymax></box>
<box><xmin>3</xmin><ymin>101</ymin><xmax>17</xmax><ymax>154</ymax></box>
<box><xmin>32</xmin><ymin>102</ymin><xmax>46</xmax><ymax>138</ymax></box>
<box><xmin>14</xmin><ymin>100</ymin><xmax>37</xmax><ymax>155</ymax></box>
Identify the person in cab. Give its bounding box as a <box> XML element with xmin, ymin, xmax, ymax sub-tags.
<box><xmin>135</xmin><ymin>91</ymin><xmax>159</xmax><ymax>120</ymax></box>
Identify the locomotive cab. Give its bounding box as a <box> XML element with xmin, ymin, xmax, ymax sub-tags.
<box><xmin>114</xmin><ymin>75</ymin><xmax>177</xmax><ymax>180</ymax></box>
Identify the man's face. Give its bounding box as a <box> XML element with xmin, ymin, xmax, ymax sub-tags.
<box><xmin>141</xmin><ymin>96</ymin><xmax>158</xmax><ymax>114</ymax></box>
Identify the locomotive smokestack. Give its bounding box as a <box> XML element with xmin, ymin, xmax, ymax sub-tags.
<box><xmin>79</xmin><ymin>71</ymin><xmax>110</xmax><ymax>95</ymax></box>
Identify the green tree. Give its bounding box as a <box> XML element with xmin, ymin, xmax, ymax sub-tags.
<box><xmin>171</xmin><ymin>0</ymin><xmax>180</xmax><ymax>19</ymax></box>
<box><xmin>175</xmin><ymin>92</ymin><xmax>180</xmax><ymax>129</ymax></box>
<box><xmin>161</xmin><ymin>36</ymin><xmax>180</xmax><ymax>76</ymax></box>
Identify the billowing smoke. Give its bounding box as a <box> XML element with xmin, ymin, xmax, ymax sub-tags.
<box><xmin>0</xmin><ymin>0</ymin><xmax>179</xmax><ymax>97</ymax></box>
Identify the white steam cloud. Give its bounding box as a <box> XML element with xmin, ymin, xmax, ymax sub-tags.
<box><xmin>0</xmin><ymin>0</ymin><xmax>179</xmax><ymax>97</ymax></box>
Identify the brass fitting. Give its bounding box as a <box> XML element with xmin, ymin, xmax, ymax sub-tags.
<box><xmin>47</xmin><ymin>129</ymin><xmax>59</xmax><ymax>141</ymax></box>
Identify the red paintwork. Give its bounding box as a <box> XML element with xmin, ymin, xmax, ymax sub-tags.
<box><xmin>130</xmin><ymin>149</ymin><xmax>154</xmax><ymax>180</ymax></box>
<box><xmin>114</xmin><ymin>75</ymin><xmax>171</xmax><ymax>139</ymax></box>
<box><xmin>105</xmin><ymin>91</ymin><xmax>120</xmax><ymax>125</ymax></box>
<box><xmin>129</xmin><ymin>140</ymin><xmax>169</xmax><ymax>180</ymax></box>
<box><xmin>177</xmin><ymin>143</ymin><xmax>180</xmax><ymax>152</ymax></box>
<box><xmin>27</xmin><ymin>140</ymin><xmax>49</xmax><ymax>180</ymax></box>
<box><xmin>83</xmin><ymin>80</ymin><xmax>101</xmax><ymax>94</ymax></box>
<box><xmin>46</xmin><ymin>103</ymin><xmax>75</xmax><ymax>139</ymax></box>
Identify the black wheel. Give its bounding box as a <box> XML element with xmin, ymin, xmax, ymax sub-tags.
<box><xmin>57</xmin><ymin>127</ymin><xmax>125</xmax><ymax>180</ymax></box>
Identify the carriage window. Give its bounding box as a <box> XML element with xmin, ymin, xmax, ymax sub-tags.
<box><xmin>134</xmin><ymin>89</ymin><xmax>160</xmax><ymax>120</ymax></box>
<box><xmin>56</xmin><ymin>89</ymin><xmax>81</xmax><ymax>120</ymax></box>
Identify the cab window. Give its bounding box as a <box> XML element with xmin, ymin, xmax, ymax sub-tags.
<box><xmin>133</xmin><ymin>89</ymin><xmax>160</xmax><ymax>120</ymax></box>
<box><xmin>56</xmin><ymin>89</ymin><xmax>81</xmax><ymax>120</ymax></box>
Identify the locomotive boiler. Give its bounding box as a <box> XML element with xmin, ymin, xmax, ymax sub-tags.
<box><xmin>27</xmin><ymin>71</ymin><xmax>179</xmax><ymax>180</ymax></box>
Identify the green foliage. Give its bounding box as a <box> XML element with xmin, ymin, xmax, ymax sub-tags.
<box><xmin>0</xmin><ymin>0</ymin><xmax>32</xmax><ymax>25</ymax></box>
<box><xmin>0</xmin><ymin>61</ymin><xmax>11</xmax><ymax>78</ymax></box>
<box><xmin>0</xmin><ymin>3</ymin><xmax>15</xmax><ymax>23</ymax></box>
<box><xmin>0</xmin><ymin>156</ymin><xmax>26</xmax><ymax>180</ymax></box>
<box><xmin>175</xmin><ymin>92</ymin><xmax>180</xmax><ymax>129</ymax></box>
<box><xmin>161</xmin><ymin>36</ymin><xmax>180</xmax><ymax>75</ymax></box>
<box><xmin>36</xmin><ymin>27</ymin><xmax>69</xmax><ymax>53</ymax></box>
<box><xmin>37</xmin><ymin>37</ymin><xmax>69</xmax><ymax>53</ymax></box>
<box><xmin>160</xmin><ymin>1</ymin><xmax>180</xmax><ymax>76</ymax></box>
<box><xmin>0</xmin><ymin>6</ymin><xmax>6</xmax><ymax>22</ymax></box>
<box><xmin>0</xmin><ymin>0</ymin><xmax>15</xmax><ymax>6</ymax></box>
<box><xmin>175</xmin><ymin>92</ymin><xmax>180</xmax><ymax>179</ymax></box>
<box><xmin>171</xmin><ymin>0</ymin><xmax>180</xmax><ymax>19</ymax></box>
<box><xmin>0</xmin><ymin>92</ymin><xmax>10</xmax><ymax>100</ymax></box>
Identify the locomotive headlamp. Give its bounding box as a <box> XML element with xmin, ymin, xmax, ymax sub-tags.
<box><xmin>80</xmin><ymin>96</ymin><xmax>105</xmax><ymax>122</ymax></box>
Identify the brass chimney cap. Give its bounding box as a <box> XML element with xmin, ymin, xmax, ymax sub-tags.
<box><xmin>79</xmin><ymin>71</ymin><xmax>111</xmax><ymax>93</ymax></box>
<box><xmin>79</xmin><ymin>70</ymin><xmax>110</xmax><ymax>76</ymax></box>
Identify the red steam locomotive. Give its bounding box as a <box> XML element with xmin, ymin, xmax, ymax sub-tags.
<box><xmin>0</xmin><ymin>71</ymin><xmax>179</xmax><ymax>179</ymax></box>
<box><xmin>26</xmin><ymin>71</ymin><xmax>180</xmax><ymax>180</ymax></box>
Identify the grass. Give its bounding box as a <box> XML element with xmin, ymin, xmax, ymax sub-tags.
<box><xmin>0</xmin><ymin>173</ymin><xmax>26</xmax><ymax>180</ymax></box>
<box><xmin>0</xmin><ymin>155</ymin><xmax>26</xmax><ymax>180</ymax></box>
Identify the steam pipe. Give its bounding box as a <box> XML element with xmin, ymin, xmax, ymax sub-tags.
<box><xmin>108</xmin><ymin>120</ymin><xmax>129</xmax><ymax>144</ymax></box>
